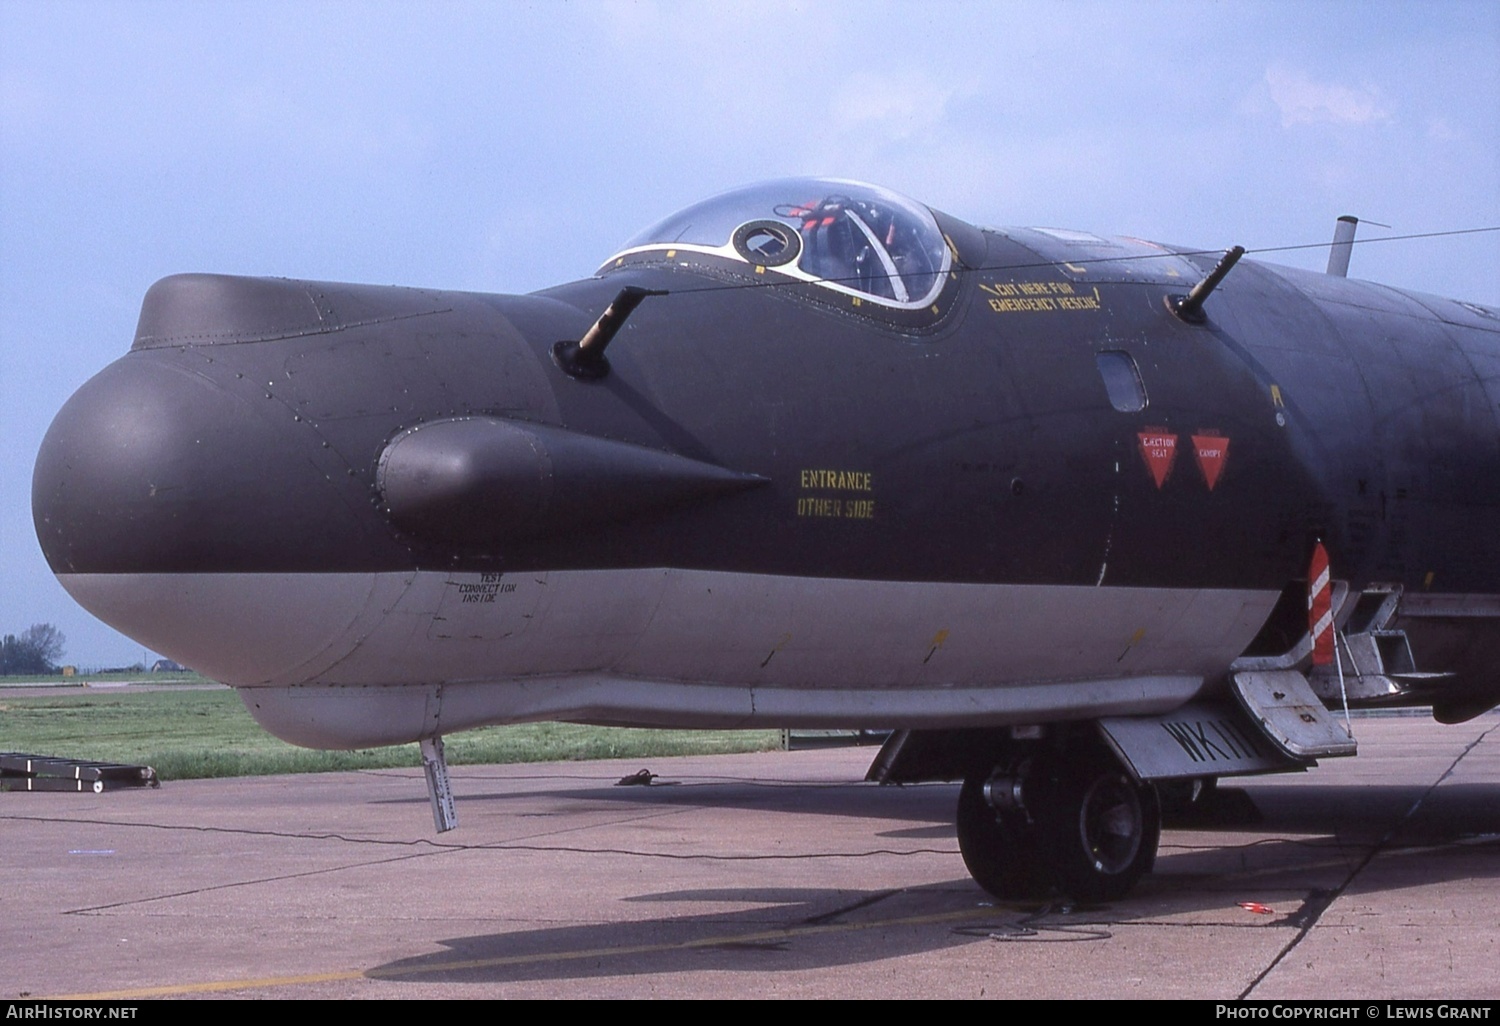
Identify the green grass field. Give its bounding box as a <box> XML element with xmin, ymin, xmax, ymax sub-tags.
<box><xmin>0</xmin><ymin>685</ymin><xmax>781</xmax><ymax>780</ymax></box>
<box><xmin>1</xmin><ymin>670</ymin><xmax>212</xmax><ymax>685</ymax></box>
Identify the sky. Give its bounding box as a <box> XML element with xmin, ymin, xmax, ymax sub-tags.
<box><xmin>2</xmin><ymin>0</ymin><xmax>1497</xmax><ymax>667</ymax></box>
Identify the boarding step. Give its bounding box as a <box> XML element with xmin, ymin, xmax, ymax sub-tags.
<box><xmin>1343</xmin><ymin>628</ymin><xmax>1416</xmax><ymax>675</ymax></box>
<box><xmin>1306</xmin><ymin>668</ymin><xmax>1456</xmax><ymax>704</ymax></box>
<box><xmin>1230</xmin><ymin>670</ymin><xmax>1357</xmax><ymax>759</ymax></box>
<box><xmin>0</xmin><ymin>752</ymin><xmax>159</xmax><ymax>793</ymax></box>
<box><xmin>1307</xmin><ymin>625</ymin><xmax>1455</xmax><ymax>705</ymax></box>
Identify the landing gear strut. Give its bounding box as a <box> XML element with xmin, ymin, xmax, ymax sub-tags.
<box><xmin>955</xmin><ymin>739</ymin><xmax>1160</xmax><ymax>903</ymax></box>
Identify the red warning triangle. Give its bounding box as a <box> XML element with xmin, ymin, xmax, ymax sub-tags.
<box><xmin>1137</xmin><ymin>429</ymin><xmax>1178</xmax><ymax>489</ymax></box>
<box><xmin>1192</xmin><ymin>433</ymin><xmax>1230</xmax><ymax>491</ymax></box>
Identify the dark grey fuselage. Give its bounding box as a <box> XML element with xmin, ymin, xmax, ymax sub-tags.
<box><xmin>33</xmin><ymin>205</ymin><xmax>1500</xmax><ymax>746</ymax></box>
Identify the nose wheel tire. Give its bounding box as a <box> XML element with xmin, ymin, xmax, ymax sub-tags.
<box><xmin>1036</xmin><ymin>756</ymin><xmax>1160</xmax><ymax>903</ymax></box>
<box><xmin>955</xmin><ymin>745</ymin><xmax>1161</xmax><ymax>904</ymax></box>
<box><xmin>955</xmin><ymin>772</ymin><xmax>1047</xmax><ymax>900</ymax></box>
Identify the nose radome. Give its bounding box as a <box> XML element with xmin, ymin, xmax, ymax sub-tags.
<box><xmin>31</xmin><ymin>349</ymin><xmax>393</xmax><ymax>686</ymax></box>
<box><xmin>32</xmin><ymin>352</ymin><xmax>261</xmax><ymax>575</ymax></box>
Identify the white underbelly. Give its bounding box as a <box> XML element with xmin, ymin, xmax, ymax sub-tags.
<box><xmin>59</xmin><ymin>569</ymin><xmax>1277</xmax><ymax>747</ymax></box>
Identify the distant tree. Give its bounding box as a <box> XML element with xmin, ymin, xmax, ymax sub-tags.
<box><xmin>23</xmin><ymin>623</ymin><xmax>65</xmax><ymax>667</ymax></box>
<box><xmin>0</xmin><ymin>623</ymin><xmax>66</xmax><ymax>675</ymax></box>
<box><xmin>0</xmin><ymin>635</ymin><xmax>23</xmax><ymax>674</ymax></box>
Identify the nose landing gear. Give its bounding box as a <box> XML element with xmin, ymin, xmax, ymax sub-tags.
<box><xmin>1038</xmin><ymin>752</ymin><xmax>1159</xmax><ymax>902</ymax></box>
<box><xmin>956</xmin><ymin>766</ymin><xmax>1046</xmax><ymax>899</ymax></box>
<box><xmin>955</xmin><ymin>741</ymin><xmax>1160</xmax><ymax>903</ymax></box>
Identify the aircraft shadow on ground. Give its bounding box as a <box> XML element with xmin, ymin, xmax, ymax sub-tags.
<box><xmin>373</xmin><ymin>777</ymin><xmax>962</xmax><ymax>827</ymax></box>
<box><xmin>365</xmin><ymin>882</ymin><xmax>1107</xmax><ymax>985</ymax></box>
<box><xmin>363</xmin><ymin>781</ymin><xmax>1498</xmax><ymax>985</ymax></box>
<box><xmin>365</xmin><ymin>832</ymin><xmax>1500</xmax><ymax>987</ymax></box>
<box><xmin>375</xmin><ymin>775</ymin><xmax>1500</xmax><ymax>840</ymax></box>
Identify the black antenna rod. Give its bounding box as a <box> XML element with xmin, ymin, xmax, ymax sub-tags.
<box><xmin>1167</xmin><ymin>246</ymin><xmax>1245</xmax><ymax>324</ymax></box>
<box><xmin>553</xmin><ymin>285</ymin><xmax>668</xmax><ymax>379</ymax></box>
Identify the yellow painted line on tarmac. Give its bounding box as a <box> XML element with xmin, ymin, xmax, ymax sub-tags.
<box><xmin>54</xmin><ymin>906</ymin><xmax>1000</xmax><ymax>999</ymax></box>
<box><xmin>54</xmin><ymin>968</ymin><xmax>371</xmax><ymax>1000</ymax></box>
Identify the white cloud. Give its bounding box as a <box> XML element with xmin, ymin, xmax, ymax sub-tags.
<box><xmin>828</xmin><ymin>72</ymin><xmax>953</xmax><ymax>142</ymax></box>
<box><xmin>1264</xmin><ymin>65</ymin><xmax>1388</xmax><ymax>127</ymax></box>
<box><xmin>1426</xmin><ymin>116</ymin><xmax>1461</xmax><ymax>142</ymax></box>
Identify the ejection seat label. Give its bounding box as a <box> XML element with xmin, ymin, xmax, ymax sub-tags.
<box><xmin>1137</xmin><ymin>429</ymin><xmax>1178</xmax><ymax>488</ymax></box>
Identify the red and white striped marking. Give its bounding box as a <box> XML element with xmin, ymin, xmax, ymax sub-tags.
<box><xmin>1308</xmin><ymin>542</ymin><xmax>1334</xmax><ymax>666</ymax></box>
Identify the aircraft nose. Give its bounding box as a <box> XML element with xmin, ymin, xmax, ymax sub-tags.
<box><xmin>33</xmin><ymin>351</ymin><xmax>252</xmax><ymax>575</ymax></box>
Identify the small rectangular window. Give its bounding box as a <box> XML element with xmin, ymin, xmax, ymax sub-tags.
<box><xmin>1096</xmin><ymin>351</ymin><xmax>1148</xmax><ymax>412</ymax></box>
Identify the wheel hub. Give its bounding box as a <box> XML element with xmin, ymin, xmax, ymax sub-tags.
<box><xmin>1079</xmin><ymin>773</ymin><xmax>1142</xmax><ymax>874</ymax></box>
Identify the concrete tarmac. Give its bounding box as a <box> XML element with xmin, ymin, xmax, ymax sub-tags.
<box><xmin>4</xmin><ymin>713</ymin><xmax>1497</xmax><ymax>1000</ymax></box>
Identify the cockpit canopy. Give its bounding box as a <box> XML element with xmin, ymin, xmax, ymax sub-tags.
<box><xmin>602</xmin><ymin>178</ymin><xmax>953</xmax><ymax>312</ymax></box>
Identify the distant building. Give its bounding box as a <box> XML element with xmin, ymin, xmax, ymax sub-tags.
<box><xmin>151</xmin><ymin>658</ymin><xmax>185</xmax><ymax>673</ymax></box>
